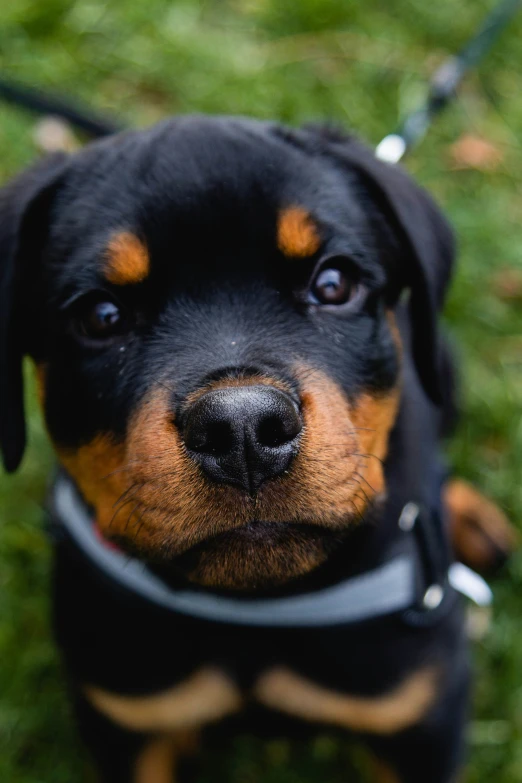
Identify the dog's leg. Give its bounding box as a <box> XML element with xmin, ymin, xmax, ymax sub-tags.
<box><xmin>370</xmin><ymin>758</ymin><xmax>401</xmax><ymax>783</ymax></box>
<box><xmin>74</xmin><ymin>692</ymin><xmax>200</xmax><ymax>783</ymax></box>
<box><xmin>74</xmin><ymin>691</ymin><xmax>150</xmax><ymax>783</ymax></box>
<box><xmin>133</xmin><ymin>735</ymin><xmax>178</xmax><ymax>783</ymax></box>
<box><xmin>134</xmin><ymin>731</ymin><xmax>199</xmax><ymax>783</ymax></box>
<box><xmin>444</xmin><ymin>479</ymin><xmax>518</xmax><ymax>572</ymax></box>
<box><xmin>74</xmin><ymin>667</ymin><xmax>240</xmax><ymax>782</ymax></box>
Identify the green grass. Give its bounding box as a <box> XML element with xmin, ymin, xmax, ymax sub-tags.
<box><xmin>0</xmin><ymin>1</ymin><xmax>521</xmax><ymax>780</ymax></box>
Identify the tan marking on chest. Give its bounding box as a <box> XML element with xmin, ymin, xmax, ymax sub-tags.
<box><xmin>134</xmin><ymin>736</ymin><xmax>178</xmax><ymax>783</ymax></box>
<box><xmin>133</xmin><ymin>731</ymin><xmax>198</xmax><ymax>783</ymax></box>
<box><xmin>372</xmin><ymin>759</ymin><xmax>402</xmax><ymax>783</ymax></box>
<box><xmin>253</xmin><ymin>666</ymin><xmax>437</xmax><ymax>735</ymax></box>
<box><xmin>104</xmin><ymin>231</ymin><xmax>150</xmax><ymax>285</ymax></box>
<box><xmin>85</xmin><ymin>668</ymin><xmax>242</xmax><ymax>733</ymax></box>
<box><xmin>277</xmin><ymin>206</ymin><xmax>321</xmax><ymax>258</ymax></box>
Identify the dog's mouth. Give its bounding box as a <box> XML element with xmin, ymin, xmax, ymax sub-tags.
<box><xmin>144</xmin><ymin>519</ymin><xmax>346</xmax><ymax>591</ymax></box>
<box><xmin>61</xmin><ymin>370</ymin><xmax>398</xmax><ymax>591</ymax></box>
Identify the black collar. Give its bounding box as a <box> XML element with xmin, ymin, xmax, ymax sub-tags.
<box><xmin>47</xmin><ymin>471</ymin><xmax>487</xmax><ymax>628</ymax></box>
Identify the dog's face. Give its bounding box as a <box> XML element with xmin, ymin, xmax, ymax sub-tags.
<box><xmin>0</xmin><ymin>117</ymin><xmax>454</xmax><ymax>590</ymax></box>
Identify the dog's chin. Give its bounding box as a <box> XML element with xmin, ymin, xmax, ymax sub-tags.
<box><xmin>151</xmin><ymin>522</ymin><xmax>342</xmax><ymax>592</ymax></box>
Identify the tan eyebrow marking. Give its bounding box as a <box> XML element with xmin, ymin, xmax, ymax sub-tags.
<box><xmin>104</xmin><ymin>231</ymin><xmax>150</xmax><ymax>285</ymax></box>
<box><xmin>277</xmin><ymin>206</ymin><xmax>321</xmax><ymax>258</ymax></box>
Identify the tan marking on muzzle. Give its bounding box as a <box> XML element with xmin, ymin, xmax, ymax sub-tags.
<box><xmin>253</xmin><ymin>665</ymin><xmax>438</xmax><ymax>735</ymax></box>
<box><xmin>277</xmin><ymin>366</ymin><xmax>400</xmax><ymax>519</ymax></box>
<box><xmin>104</xmin><ymin>231</ymin><xmax>150</xmax><ymax>286</ymax></box>
<box><xmin>277</xmin><ymin>206</ymin><xmax>321</xmax><ymax>258</ymax></box>
<box><xmin>85</xmin><ymin>668</ymin><xmax>242</xmax><ymax>733</ymax></box>
<box><xmin>349</xmin><ymin>388</ymin><xmax>401</xmax><ymax>511</ymax></box>
<box><xmin>53</xmin><ymin>366</ymin><xmax>399</xmax><ymax>590</ymax></box>
<box><xmin>56</xmin><ymin>433</ymin><xmax>131</xmax><ymax>534</ymax></box>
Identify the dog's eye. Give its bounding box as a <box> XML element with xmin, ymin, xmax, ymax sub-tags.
<box><xmin>83</xmin><ymin>301</ymin><xmax>123</xmax><ymax>337</ymax></box>
<box><xmin>308</xmin><ymin>261</ymin><xmax>359</xmax><ymax>306</ymax></box>
<box><xmin>69</xmin><ymin>294</ymin><xmax>130</xmax><ymax>343</ymax></box>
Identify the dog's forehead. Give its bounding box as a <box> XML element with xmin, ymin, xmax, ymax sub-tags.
<box><xmin>60</xmin><ymin>117</ymin><xmax>334</xmax><ymax>218</ymax></box>
<box><xmin>47</xmin><ymin>116</ymin><xmax>372</xmax><ymax>289</ymax></box>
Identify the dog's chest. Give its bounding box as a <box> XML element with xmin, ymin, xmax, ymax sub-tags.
<box><xmin>82</xmin><ymin>616</ymin><xmax>444</xmax><ymax>739</ymax></box>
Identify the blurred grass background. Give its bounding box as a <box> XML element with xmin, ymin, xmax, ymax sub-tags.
<box><xmin>0</xmin><ymin>1</ymin><xmax>521</xmax><ymax>780</ymax></box>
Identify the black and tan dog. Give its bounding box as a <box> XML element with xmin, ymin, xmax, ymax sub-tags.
<box><xmin>0</xmin><ymin>116</ymin><xmax>516</xmax><ymax>782</ymax></box>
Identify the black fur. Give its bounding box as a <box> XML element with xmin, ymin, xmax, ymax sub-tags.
<box><xmin>0</xmin><ymin>153</ymin><xmax>68</xmax><ymax>471</ymax></box>
<box><xmin>1</xmin><ymin>116</ymin><xmax>467</xmax><ymax>782</ymax></box>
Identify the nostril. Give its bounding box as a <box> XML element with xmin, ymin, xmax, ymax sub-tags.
<box><xmin>205</xmin><ymin>421</ymin><xmax>235</xmax><ymax>455</ymax></box>
<box><xmin>256</xmin><ymin>413</ymin><xmax>300</xmax><ymax>448</ymax></box>
<box><xmin>186</xmin><ymin>419</ymin><xmax>234</xmax><ymax>456</ymax></box>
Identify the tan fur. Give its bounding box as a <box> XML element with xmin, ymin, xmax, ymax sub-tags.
<box><xmin>133</xmin><ymin>731</ymin><xmax>199</xmax><ymax>783</ymax></box>
<box><xmin>386</xmin><ymin>310</ymin><xmax>403</xmax><ymax>360</ymax></box>
<box><xmin>444</xmin><ymin>479</ymin><xmax>518</xmax><ymax>571</ymax></box>
<box><xmin>372</xmin><ymin>759</ymin><xmax>401</xmax><ymax>783</ymax></box>
<box><xmin>56</xmin><ymin>434</ymin><xmax>130</xmax><ymax>538</ymax></box>
<box><xmin>277</xmin><ymin>206</ymin><xmax>321</xmax><ymax>258</ymax></box>
<box><xmin>253</xmin><ymin>665</ymin><xmax>438</xmax><ymax>735</ymax></box>
<box><xmin>34</xmin><ymin>362</ymin><xmax>47</xmax><ymax>410</ymax></box>
<box><xmin>349</xmin><ymin>389</ymin><xmax>400</xmax><ymax>512</ymax></box>
<box><xmin>85</xmin><ymin>668</ymin><xmax>242</xmax><ymax>733</ymax></box>
<box><xmin>134</xmin><ymin>736</ymin><xmax>178</xmax><ymax>783</ymax></box>
<box><xmin>104</xmin><ymin>231</ymin><xmax>150</xmax><ymax>286</ymax></box>
<box><xmin>53</xmin><ymin>364</ymin><xmax>400</xmax><ymax>589</ymax></box>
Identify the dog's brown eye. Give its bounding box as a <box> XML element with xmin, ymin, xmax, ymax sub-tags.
<box><xmin>69</xmin><ymin>295</ymin><xmax>129</xmax><ymax>342</ymax></box>
<box><xmin>310</xmin><ymin>266</ymin><xmax>354</xmax><ymax>305</ymax></box>
<box><xmin>83</xmin><ymin>301</ymin><xmax>122</xmax><ymax>337</ymax></box>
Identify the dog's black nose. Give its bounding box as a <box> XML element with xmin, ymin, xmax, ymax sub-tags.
<box><xmin>183</xmin><ymin>385</ymin><xmax>302</xmax><ymax>494</ymax></box>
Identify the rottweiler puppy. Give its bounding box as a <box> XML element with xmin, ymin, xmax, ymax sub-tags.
<box><xmin>0</xmin><ymin>116</ymin><xmax>514</xmax><ymax>782</ymax></box>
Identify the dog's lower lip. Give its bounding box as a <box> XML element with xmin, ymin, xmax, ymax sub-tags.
<box><xmin>172</xmin><ymin>519</ymin><xmax>337</xmax><ymax>558</ymax></box>
<box><xmin>186</xmin><ymin>519</ymin><xmax>317</xmax><ymax>549</ymax></box>
<box><xmin>225</xmin><ymin>520</ymin><xmax>289</xmax><ymax>538</ymax></box>
<box><xmin>149</xmin><ymin>519</ymin><xmax>340</xmax><ymax>585</ymax></box>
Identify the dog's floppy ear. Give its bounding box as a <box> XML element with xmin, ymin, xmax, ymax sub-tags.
<box><xmin>303</xmin><ymin>128</ymin><xmax>455</xmax><ymax>405</ymax></box>
<box><xmin>0</xmin><ymin>153</ymin><xmax>69</xmax><ymax>472</ymax></box>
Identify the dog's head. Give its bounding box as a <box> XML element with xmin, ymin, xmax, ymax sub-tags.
<box><xmin>0</xmin><ymin>116</ymin><xmax>454</xmax><ymax>590</ymax></box>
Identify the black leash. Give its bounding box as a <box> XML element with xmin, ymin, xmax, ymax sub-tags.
<box><xmin>376</xmin><ymin>0</ymin><xmax>522</xmax><ymax>163</ymax></box>
<box><xmin>0</xmin><ymin>76</ymin><xmax>121</xmax><ymax>138</ymax></box>
<box><xmin>0</xmin><ymin>0</ymin><xmax>520</xmax><ymax>148</ymax></box>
